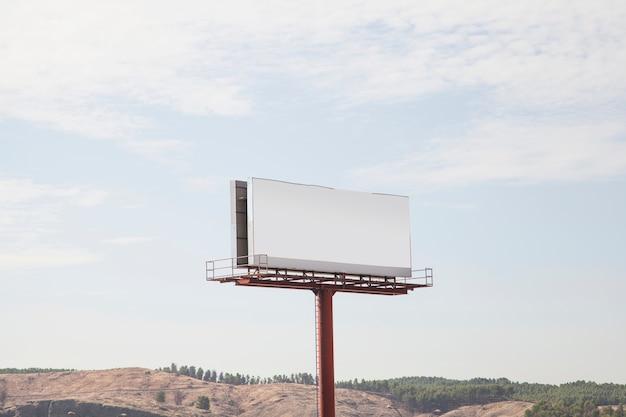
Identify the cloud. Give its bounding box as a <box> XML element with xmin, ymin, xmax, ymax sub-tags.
<box><xmin>0</xmin><ymin>176</ymin><xmax>109</xmax><ymax>206</ymax></box>
<box><xmin>121</xmin><ymin>139</ymin><xmax>191</xmax><ymax>165</ymax></box>
<box><xmin>100</xmin><ymin>236</ymin><xmax>156</xmax><ymax>245</ymax></box>
<box><xmin>1</xmin><ymin>0</ymin><xmax>624</xmax><ymax>158</ymax></box>
<box><xmin>0</xmin><ymin>175</ymin><xmax>108</xmax><ymax>271</ymax></box>
<box><xmin>351</xmin><ymin>119</ymin><xmax>626</xmax><ymax>188</ymax></box>
<box><xmin>184</xmin><ymin>176</ymin><xmax>227</xmax><ymax>193</ymax></box>
<box><xmin>291</xmin><ymin>1</ymin><xmax>626</xmax><ymax>111</ymax></box>
<box><xmin>0</xmin><ymin>0</ymin><xmax>250</xmax><ymax>150</ymax></box>
<box><xmin>0</xmin><ymin>246</ymin><xmax>102</xmax><ymax>272</ymax></box>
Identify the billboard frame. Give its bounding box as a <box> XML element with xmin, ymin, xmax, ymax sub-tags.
<box><xmin>232</xmin><ymin>178</ymin><xmax>413</xmax><ymax>278</ymax></box>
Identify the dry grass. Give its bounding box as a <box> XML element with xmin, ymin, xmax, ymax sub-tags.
<box><xmin>0</xmin><ymin>368</ymin><xmax>532</xmax><ymax>417</ymax></box>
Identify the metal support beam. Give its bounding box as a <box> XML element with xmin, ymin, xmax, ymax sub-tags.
<box><xmin>316</xmin><ymin>288</ymin><xmax>336</xmax><ymax>417</ymax></box>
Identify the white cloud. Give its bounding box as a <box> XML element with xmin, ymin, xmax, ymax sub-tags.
<box><xmin>100</xmin><ymin>236</ymin><xmax>156</xmax><ymax>245</ymax></box>
<box><xmin>0</xmin><ymin>176</ymin><xmax>109</xmax><ymax>206</ymax></box>
<box><xmin>0</xmin><ymin>0</ymin><xmax>250</xmax><ymax>145</ymax></box>
<box><xmin>184</xmin><ymin>176</ymin><xmax>227</xmax><ymax>193</ymax></box>
<box><xmin>1</xmin><ymin>0</ymin><xmax>625</xmax><ymax>166</ymax></box>
<box><xmin>0</xmin><ymin>175</ymin><xmax>108</xmax><ymax>271</ymax></box>
<box><xmin>294</xmin><ymin>1</ymin><xmax>626</xmax><ymax>110</ymax></box>
<box><xmin>76</xmin><ymin>190</ymin><xmax>110</xmax><ymax>207</ymax></box>
<box><xmin>121</xmin><ymin>139</ymin><xmax>191</xmax><ymax>165</ymax></box>
<box><xmin>351</xmin><ymin>119</ymin><xmax>626</xmax><ymax>188</ymax></box>
<box><xmin>0</xmin><ymin>246</ymin><xmax>102</xmax><ymax>272</ymax></box>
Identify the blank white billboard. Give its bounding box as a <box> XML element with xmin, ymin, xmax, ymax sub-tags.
<box><xmin>240</xmin><ymin>178</ymin><xmax>412</xmax><ymax>277</ymax></box>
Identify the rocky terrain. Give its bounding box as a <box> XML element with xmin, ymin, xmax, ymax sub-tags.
<box><xmin>0</xmin><ymin>368</ymin><xmax>533</xmax><ymax>417</ymax></box>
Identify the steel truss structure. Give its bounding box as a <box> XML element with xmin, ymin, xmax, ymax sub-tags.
<box><xmin>206</xmin><ymin>254</ymin><xmax>433</xmax><ymax>295</ymax></box>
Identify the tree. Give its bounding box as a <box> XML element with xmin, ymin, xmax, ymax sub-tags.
<box><xmin>196</xmin><ymin>395</ymin><xmax>210</xmax><ymax>411</ymax></box>
<box><xmin>0</xmin><ymin>378</ymin><xmax>7</xmax><ymax>407</ymax></box>
<box><xmin>155</xmin><ymin>391</ymin><xmax>166</xmax><ymax>403</ymax></box>
<box><xmin>174</xmin><ymin>391</ymin><xmax>184</xmax><ymax>405</ymax></box>
<box><xmin>197</xmin><ymin>367</ymin><xmax>204</xmax><ymax>381</ymax></box>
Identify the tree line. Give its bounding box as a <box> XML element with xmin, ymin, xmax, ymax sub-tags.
<box><xmin>336</xmin><ymin>377</ymin><xmax>626</xmax><ymax>413</ymax></box>
<box><xmin>158</xmin><ymin>363</ymin><xmax>316</xmax><ymax>386</ymax></box>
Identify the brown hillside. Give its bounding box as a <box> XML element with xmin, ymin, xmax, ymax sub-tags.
<box><xmin>0</xmin><ymin>368</ymin><xmax>532</xmax><ymax>417</ymax></box>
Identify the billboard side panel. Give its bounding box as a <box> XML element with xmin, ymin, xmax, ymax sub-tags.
<box><xmin>248</xmin><ymin>178</ymin><xmax>411</xmax><ymax>276</ymax></box>
<box><xmin>230</xmin><ymin>180</ymin><xmax>248</xmax><ymax>265</ymax></box>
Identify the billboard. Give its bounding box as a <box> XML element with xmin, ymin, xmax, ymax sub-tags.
<box><xmin>231</xmin><ymin>178</ymin><xmax>412</xmax><ymax>277</ymax></box>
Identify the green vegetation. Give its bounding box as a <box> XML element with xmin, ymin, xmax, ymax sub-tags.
<box><xmin>196</xmin><ymin>395</ymin><xmax>210</xmax><ymax>411</ymax></box>
<box><xmin>158</xmin><ymin>363</ymin><xmax>316</xmax><ymax>385</ymax></box>
<box><xmin>336</xmin><ymin>377</ymin><xmax>626</xmax><ymax>413</ymax></box>
<box><xmin>0</xmin><ymin>378</ymin><xmax>7</xmax><ymax>407</ymax></box>
<box><xmin>155</xmin><ymin>391</ymin><xmax>166</xmax><ymax>403</ymax></box>
<box><xmin>173</xmin><ymin>390</ymin><xmax>184</xmax><ymax>405</ymax></box>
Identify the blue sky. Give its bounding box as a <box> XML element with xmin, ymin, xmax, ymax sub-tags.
<box><xmin>1</xmin><ymin>0</ymin><xmax>626</xmax><ymax>385</ymax></box>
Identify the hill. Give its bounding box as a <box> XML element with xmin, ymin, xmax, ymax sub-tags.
<box><xmin>0</xmin><ymin>368</ymin><xmax>532</xmax><ymax>417</ymax></box>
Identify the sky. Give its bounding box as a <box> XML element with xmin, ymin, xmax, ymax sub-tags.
<box><xmin>1</xmin><ymin>0</ymin><xmax>626</xmax><ymax>386</ymax></box>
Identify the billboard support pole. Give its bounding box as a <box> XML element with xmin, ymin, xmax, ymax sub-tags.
<box><xmin>315</xmin><ymin>288</ymin><xmax>336</xmax><ymax>417</ymax></box>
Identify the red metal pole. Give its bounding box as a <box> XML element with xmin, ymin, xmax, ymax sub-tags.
<box><xmin>316</xmin><ymin>288</ymin><xmax>336</xmax><ymax>417</ymax></box>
